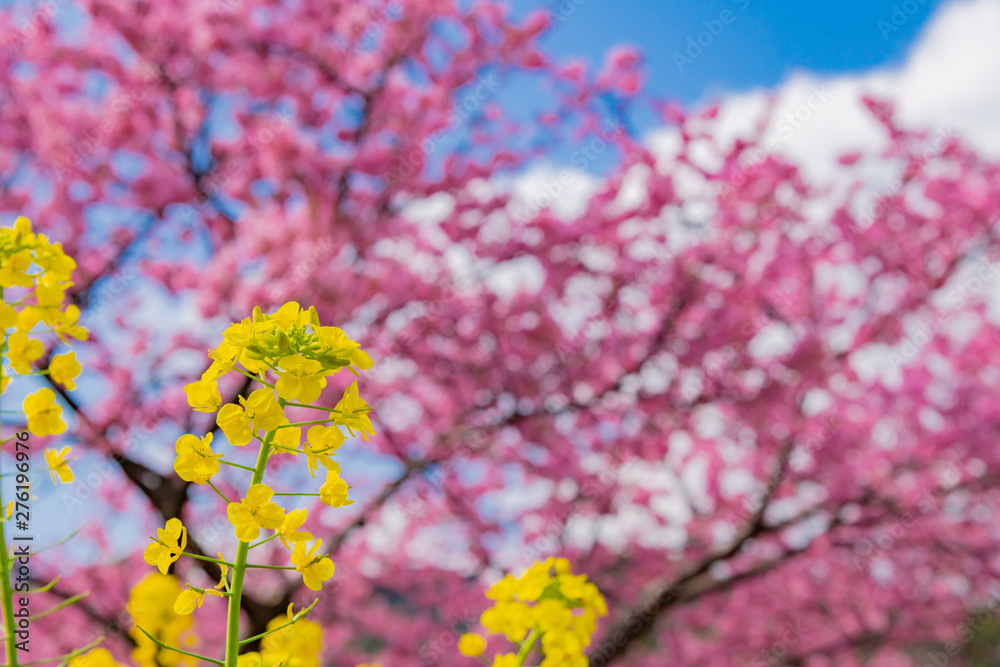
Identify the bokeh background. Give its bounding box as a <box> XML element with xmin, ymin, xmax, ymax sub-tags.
<box><xmin>3</xmin><ymin>0</ymin><xmax>1000</xmax><ymax>664</ymax></box>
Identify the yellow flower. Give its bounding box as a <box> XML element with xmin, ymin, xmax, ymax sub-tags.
<box><xmin>67</xmin><ymin>648</ymin><xmax>127</xmax><ymax>667</ymax></box>
<box><xmin>351</xmin><ymin>348</ymin><xmax>374</xmax><ymax>370</ymax></box>
<box><xmin>174</xmin><ymin>587</ymin><xmax>225</xmax><ymax>615</ymax></box>
<box><xmin>227</xmin><ymin>484</ymin><xmax>285</xmax><ymax>542</ymax></box>
<box><xmin>532</xmin><ymin>599</ymin><xmax>572</xmax><ymax>633</ymax></box>
<box><xmin>216</xmin><ymin>552</ymin><xmax>229</xmax><ymax>590</ymax></box>
<box><xmin>222</xmin><ymin>316</ymin><xmax>275</xmax><ymax>349</ymax></box>
<box><xmin>31</xmin><ymin>234</ymin><xmax>76</xmax><ymax>278</ymax></box>
<box><xmin>315</xmin><ymin>325</ymin><xmax>361</xmax><ymax>359</ymax></box>
<box><xmin>202</xmin><ymin>356</ymin><xmax>233</xmax><ymax>382</ymax></box>
<box><xmin>333</xmin><ymin>381</ymin><xmax>374</xmax><ymax>441</ymax></box>
<box><xmin>7</xmin><ymin>331</ymin><xmax>43</xmax><ymax>374</ymax></box>
<box><xmin>303</xmin><ymin>425</ymin><xmax>344</xmax><ymax>477</ymax></box>
<box><xmin>486</xmin><ymin>574</ymin><xmax>519</xmax><ymax>603</ymax></box>
<box><xmin>261</xmin><ymin>614</ymin><xmax>322</xmax><ymax>667</ymax></box>
<box><xmin>35</xmin><ymin>271</ymin><xmax>71</xmax><ymax>307</ymax></box>
<box><xmin>210</xmin><ymin>340</ymin><xmax>268</xmax><ymax>376</ymax></box>
<box><xmin>275</xmin><ymin>354</ymin><xmax>327</xmax><ymax>403</ymax></box>
<box><xmin>183</xmin><ymin>379</ymin><xmax>221</xmax><ymax>413</ymax></box>
<box><xmin>15</xmin><ymin>306</ymin><xmax>40</xmax><ymax>332</ymax></box>
<box><xmin>49</xmin><ymin>351</ymin><xmax>82</xmax><ymax>390</ymax></box>
<box><xmin>268</xmin><ymin>301</ymin><xmax>313</xmax><ymax>330</ymax></box>
<box><xmin>237</xmin><ymin>653</ymin><xmax>263</xmax><ymax>667</ymax></box>
<box><xmin>0</xmin><ymin>301</ymin><xmax>17</xmax><ymax>329</ymax></box>
<box><xmin>458</xmin><ymin>633</ymin><xmax>486</xmax><ymax>657</ymax></box>
<box><xmin>319</xmin><ymin>468</ymin><xmax>353</xmax><ymax>508</ymax></box>
<box><xmin>491</xmin><ymin>654</ymin><xmax>519</xmax><ymax>667</ymax></box>
<box><xmin>290</xmin><ymin>539</ymin><xmax>335</xmax><ymax>591</ymax></box>
<box><xmin>272</xmin><ymin>420</ymin><xmax>302</xmax><ymax>453</ymax></box>
<box><xmin>44</xmin><ymin>446</ymin><xmax>74</xmax><ymax>484</ymax></box>
<box><xmin>0</xmin><ymin>249</ymin><xmax>33</xmax><ymax>288</ymax></box>
<box><xmin>517</xmin><ymin>561</ymin><xmax>552</xmax><ymax>602</ymax></box>
<box><xmin>127</xmin><ymin>572</ymin><xmax>196</xmax><ymax>666</ymax></box>
<box><xmin>143</xmin><ymin>518</ymin><xmax>187</xmax><ymax>575</ymax></box>
<box><xmin>49</xmin><ymin>304</ymin><xmax>88</xmax><ymax>342</ymax></box>
<box><xmin>23</xmin><ymin>388</ymin><xmax>66</xmax><ymax>436</ymax></box>
<box><xmin>173</xmin><ymin>433</ymin><xmax>223</xmax><ymax>484</ymax></box>
<box><xmin>539</xmin><ymin>628</ymin><xmax>585</xmax><ymax>665</ymax></box>
<box><xmin>217</xmin><ymin>388</ymin><xmax>285</xmax><ymax>446</ymax></box>
<box><xmin>474</xmin><ymin>559</ymin><xmax>607</xmax><ymax>667</ymax></box>
<box><xmin>278</xmin><ymin>508</ymin><xmax>313</xmax><ymax>549</ymax></box>
<box><xmin>481</xmin><ymin>601</ymin><xmax>534</xmax><ymax>643</ymax></box>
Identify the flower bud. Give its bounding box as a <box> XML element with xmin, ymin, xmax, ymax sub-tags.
<box><xmin>276</xmin><ymin>330</ymin><xmax>291</xmax><ymax>351</ymax></box>
<box><xmin>244</xmin><ymin>345</ymin><xmax>267</xmax><ymax>360</ymax></box>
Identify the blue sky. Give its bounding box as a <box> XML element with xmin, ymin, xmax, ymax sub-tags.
<box><xmin>498</xmin><ymin>0</ymin><xmax>948</xmax><ymax>106</ymax></box>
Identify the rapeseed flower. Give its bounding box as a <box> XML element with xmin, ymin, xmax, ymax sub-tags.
<box><xmin>227</xmin><ymin>484</ymin><xmax>285</xmax><ymax>542</ymax></box>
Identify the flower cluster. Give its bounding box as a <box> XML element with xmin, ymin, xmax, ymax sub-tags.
<box><xmin>1</xmin><ymin>217</ymin><xmax>87</xmax><ymax>489</ymax></box>
<box><xmin>142</xmin><ymin>302</ymin><xmax>374</xmax><ymax>665</ymax></box>
<box><xmin>459</xmin><ymin>558</ymin><xmax>608</xmax><ymax>667</ymax></box>
<box><xmin>1</xmin><ymin>216</ymin><xmax>87</xmax><ymax>436</ymax></box>
<box><xmin>128</xmin><ymin>573</ymin><xmax>199</xmax><ymax>667</ymax></box>
<box><xmin>237</xmin><ymin>604</ymin><xmax>322</xmax><ymax>667</ymax></box>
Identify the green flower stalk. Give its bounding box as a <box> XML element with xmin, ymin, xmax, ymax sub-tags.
<box><xmin>141</xmin><ymin>301</ymin><xmax>374</xmax><ymax>666</ymax></box>
<box><xmin>0</xmin><ymin>216</ymin><xmax>95</xmax><ymax>666</ymax></box>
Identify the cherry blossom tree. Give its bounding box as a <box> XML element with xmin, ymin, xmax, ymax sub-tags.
<box><xmin>3</xmin><ymin>0</ymin><xmax>1000</xmax><ymax>665</ymax></box>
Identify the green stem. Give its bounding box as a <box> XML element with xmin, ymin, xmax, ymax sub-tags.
<box><xmin>275</xmin><ymin>418</ymin><xmax>335</xmax><ymax>429</ymax></box>
<box><xmin>0</xmin><ymin>286</ymin><xmax>17</xmax><ymax>667</ymax></box>
<box><xmin>136</xmin><ymin>626</ymin><xmax>224</xmax><ymax>665</ymax></box>
<box><xmin>233</xmin><ymin>367</ymin><xmax>275</xmax><ymax>388</ymax></box>
<box><xmin>516</xmin><ymin>628</ymin><xmax>541</xmax><ymax>666</ymax></box>
<box><xmin>219</xmin><ymin>459</ymin><xmax>256</xmax><ymax>472</ymax></box>
<box><xmin>237</xmin><ymin>599</ymin><xmax>317</xmax><ymax>646</ymax></box>
<box><xmin>18</xmin><ymin>636</ymin><xmax>104</xmax><ymax>666</ymax></box>
<box><xmin>248</xmin><ymin>533</ymin><xmax>280</xmax><ymax>549</ymax></box>
<box><xmin>0</xmin><ymin>510</ymin><xmax>17</xmax><ymax>667</ymax></box>
<box><xmin>181</xmin><ymin>552</ymin><xmax>234</xmax><ymax>567</ymax></box>
<box><xmin>207</xmin><ymin>480</ymin><xmax>233</xmax><ymax>503</ymax></box>
<box><xmin>28</xmin><ymin>592</ymin><xmax>88</xmax><ymax>621</ymax></box>
<box><xmin>224</xmin><ymin>398</ymin><xmax>283</xmax><ymax>667</ymax></box>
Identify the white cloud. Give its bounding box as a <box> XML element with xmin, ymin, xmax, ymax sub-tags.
<box><xmin>648</xmin><ymin>0</ymin><xmax>1000</xmax><ymax>183</ymax></box>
